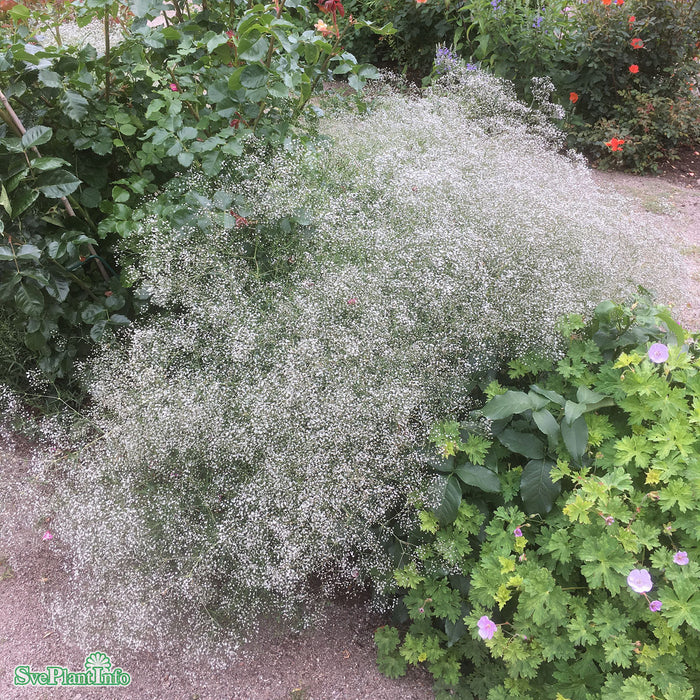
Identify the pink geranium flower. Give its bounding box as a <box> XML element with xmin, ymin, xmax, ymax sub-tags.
<box><xmin>477</xmin><ymin>616</ymin><xmax>497</xmax><ymax>639</ymax></box>
<box><xmin>648</xmin><ymin>343</ymin><xmax>669</xmax><ymax>363</ymax></box>
<box><xmin>42</xmin><ymin>531</ymin><xmax>53</xmax><ymax>541</ymax></box>
<box><xmin>673</xmin><ymin>551</ymin><xmax>689</xmax><ymax>565</ymax></box>
<box><xmin>627</xmin><ymin>568</ymin><xmax>653</xmax><ymax>593</ymax></box>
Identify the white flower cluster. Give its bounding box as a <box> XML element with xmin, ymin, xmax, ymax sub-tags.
<box><xmin>30</xmin><ymin>70</ymin><xmax>686</xmax><ymax>657</ymax></box>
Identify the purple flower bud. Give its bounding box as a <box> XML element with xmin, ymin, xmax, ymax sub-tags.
<box><xmin>514</xmin><ymin>527</ymin><xmax>523</xmax><ymax>538</ymax></box>
<box><xmin>649</xmin><ymin>600</ymin><xmax>662</xmax><ymax>612</ymax></box>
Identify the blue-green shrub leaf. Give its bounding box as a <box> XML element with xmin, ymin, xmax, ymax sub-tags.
<box><xmin>561</xmin><ymin>415</ymin><xmax>588</xmax><ymax>462</ymax></box>
<box><xmin>520</xmin><ymin>459</ymin><xmax>560</xmax><ymax>514</ymax></box>
<box><xmin>482</xmin><ymin>390</ymin><xmax>533</xmax><ymax>420</ymax></box>
<box><xmin>564</xmin><ymin>400</ymin><xmax>586</xmax><ymax>425</ymax></box>
<box><xmin>498</xmin><ymin>428</ymin><xmax>545</xmax><ymax>459</ymax></box>
<box><xmin>434</xmin><ymin>475</ymin><xmax>462</xmax><ymax>525</ymax></box>
<box><xmin>532</xmin><ymin>408</ymin><xmax>559</xmax><ymax>437</ymax></box>
<box><xmin>29</xmin><ymin>156</ymin><xmax>70</xmax><ymax>171</ymax></box>
<box><xmin>454</xmin><ymin>463</ymin><xmax>501</xmax><ymax>493</ymax></box>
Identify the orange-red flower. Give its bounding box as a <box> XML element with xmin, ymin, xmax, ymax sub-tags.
<box><xmin>605</xmin><ymin>137</ymin><xmax>625</xmax><ymax>151</ymax></box>
<box><xmin>628</xmin><ymin>14</ymin><xmax>635</xmax><ymax>22</ymax></box>
<box><xmin>569</xmin><ymin>92</ymin><xmax>579</xmax><ymax>103</ymax></box>
<box><xmin>615</xmin><ymin>0</ymin><xmax>623</xmax><ymax>5</ymax></box>
<box><xmin>416</xmin><ymin>0</ymin><xmax>428</xmax><ymax>3</ymax></box>
<box><xmin>602</xmin><ymin>0</ymin><xmax>611</xmax><ymax>5</ymax></box>
<box><xmin>629</xmin><ymin>64</ymin><xmax>639</xmax><ymax>73</ymax></box>
<box><xmin>630</xmin><ymin>38</ymin><xmax>644</xmax><ymax>49</ymax></box>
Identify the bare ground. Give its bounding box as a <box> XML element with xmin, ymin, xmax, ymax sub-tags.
<box><xmin>1</xmin><ymin>166</ymin><xmax>699</xmax><ymax>700</ymax></box>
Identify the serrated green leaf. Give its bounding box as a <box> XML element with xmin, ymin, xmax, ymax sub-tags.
<box><xmin>37</xmin><ymin>69</ymin><xmax>63</xmax><ymax>88</ymax></box>
<box><xmin>14</xmin><ymin>284</ymin><xmax>44</xmax><ymax>316</ymax></box>
<box><xmin>29</xmin><ymin>156</ymin><xmax>71</xmax><ymax>171</ymax></box>
<box><xmin>60</xmin><ymin>91</ymin><xmax>89</xmax><ymax>122</ymax></box>
<box><xmin>240</xmin><ymin>63</ymin><xmax>269</xmax><ymax>89</ymax></box>
<box><xmin>36</xmin><ymin>170</ymin><xmax>82</xmax><ymax>199</ymax></box>
<box><xmin>21</xmin><ymin>126</ymin><xmax>53</xmax><ymax>150</ymax></box>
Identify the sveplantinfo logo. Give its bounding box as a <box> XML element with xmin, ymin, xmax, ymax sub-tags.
<box><xmin>14</xmin><ymin>651</ymin><xmax>131</xmax><ymax>687</ymax></box>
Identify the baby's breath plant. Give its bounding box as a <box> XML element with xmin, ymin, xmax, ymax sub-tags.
<box><xmin>23</xmin><ymin>71</ymin><xmax>690</xmax><ymax>657</ymax></box>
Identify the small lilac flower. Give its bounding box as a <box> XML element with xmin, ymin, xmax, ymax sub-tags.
<box><xmin>42</xmin><ymin>531</ymin><xmax>53</xmax><ymax>541</ymax></box>
<box><xmin>604</xmin><ymin>516</ymin><xmax>614</xmax><ymax>526</ymax></box>
<box><xmin>649</xmin><ymin>600</ymin><xmax>662</xmax><ymax>612</ymax></box>
<box><xmin>627</xmin><ymin>568</ymin><xmax>653</xmax><ymax>593</ymax></box>
<box><xmin>673</xmin><ymin>551</ymin><xmax>689</xmax><ymax>566</ymax></box>
<box><xmin>648</xmin><ymin>343</ymin><xmax>669</xmax><ymax>364</ymax></box>
<box><xmin>514</xmin><ymin>527</ymin><xmax>523</xmax><ymax>537</ymax></box>
<box><xmin>532</xmin><ymin>14</ymin><xmax>544</xmax><ymax>28</ymax></box>
<box><xmin>477</xmin><ymin>616</ymin><xmax>497</xmax><ymax>640</ymax></box>
<box><xmin>490</xmin><ymin>0</ymin><xmax>502</xmax><ymax>9</ymax></box>
<box><xmin>465</xmin><ymin>63</ymin><xmax>478</xmax><ymax>71</ymax></box>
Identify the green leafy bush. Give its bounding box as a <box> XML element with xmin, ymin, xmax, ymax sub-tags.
<box><xmin>0</xmin><ymin>0</ymin><xmax>388</xmax><ymax>382</ymax></box>
<box><xmin>12</xmin><ymin>73</ymin><xmax>690</xmax><ymax>658</ymax></box>
<box><xmin>376</xmin><ymin>299</ymin><xmax>700</xmax><ymax>698</ymax></box>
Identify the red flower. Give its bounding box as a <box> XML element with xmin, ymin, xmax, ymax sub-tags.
<box><xmin>605</xmin><ymin>137</ymin><xmax>625</xmax><ymax>151</ymax></box>
<box><xmin>569</xmin><ymin>92</ymin><xmax>579</xmax><ymax>104</ymax></box>
<box><xmin>629</xmin><ymin>64</ymin><xmax>639</xmax><ymax>73</ymax></box>
<box><xmin>317</xmin><ymin>0</ymin><xmax>344</xmax><ymax>16</ymax></box>
<box><xmin>616</xmin><ymin>0</ymin><xmax>623</xmax><ymax>4</ymax></box>
<box><xmin>601</xmin><ymin>0</ymin><xmax>611</xmax><ymax>6</ymax></box>
<box><xmin>628</xmin><ymin>14</ymin><xmax>635</xmax><ymax>22</ymax></box>
<box><xmin>630</xmin><ymin>38</ymin><xmax>644</xmax><ymax>49</ymax></box>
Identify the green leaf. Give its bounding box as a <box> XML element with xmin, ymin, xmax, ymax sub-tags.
<box><xmin>576</xmin><ymin>386</ymin><xmax>605</xmax><ymax>404</ymax></box>
<box><xmin>453</xmin><ymin>463</ymin><xmax>501</xmax><ymax>493</ymax></box>
<box><xmin>109</xmin><ymin>314</ymin><xmax>130</xmax><ymax>326</ymax></box>
<box><xmin>240</xmin><ymin>64</ymin><xmax>269</xmax><ymax>89</ymax></box>
<box><xmin>532</xmin><ymin>408</ymin><xmax>559</xmax><ymax>437</ymax></box>
<box><xmin>8</xmin><ymin>4</ymin><xmax>31</xmax><ymax>20</ymax></box>
<box><xmin>0</xmin><ymin>184</ymin><xmax>11</xmax><ymax>216</ymax></box>
<box><xmin>60</xmin><ymin>91</ymin><xmax>89</xmax><ymax>122</ymax></box>
<box><xmin>520</xmin><ymin>459</ymin><xmax>560</xmax><ymax>514</ymax></box>
<box><xmin>177</xmin><ymin>151</ymin><xmax>194</xmax><ymax>167</ymax></box>
<box><xmin>434</xmin><ymin>475</ymin><xmax>462</xmax><ymax>525</ymax></box>
<box><xmin>0</xmin><ymin>246</ymin><xmax>14</xmax><ymax>260</ymax></box>
<box><xmin>10</xmin><ymin>188</ymin><xmax>39</xmax><ymax>218</ymax></box>
<box><xmin>37</xmin><ymin>69</ymin><xmax>63</xmax><ymax>88</ymax></box>
<box><xmin>564</xmin><ymin>400</ymin><xmax>586</xmax><ymax>425</ymax></box>
<box><xmin>81</xmin><ymin>304</ymin><xmax>106</xmax><ymax>324</ymax></box>
<box><xmin>561</xmin><ymin>415</ymin><xmax>588</xmax><ymax>462</ymax></box>
<box><xmin>14</xmin><ymin>284</ymin><xmax>44</xmax><ymax>317</ymax></box>
<box><xmin>482</xmin><ymin>390</ymin><xmax>533</xmax><ymax>420</ymax></box>
<box><xmin>36</xmin><ymin>170</ymin><xmax>82</xmax><ymax>199</ymax></box>
<box><xmin>21</xmin><ymin>126</ymin><xmax>53</xmax><ymax>150</ymax></box>
<box><xmin>530</xmin><ymin>384</ymin><xmax>566</xmax><ymax>406</ymax></box>
<box><xmin>445</xmin><ymin>616</ymin><xmax>467</xmax><ymax>647</ymax></box>
<box><xmin>498</xmin><ymin>428</ymin><xmax>545</xmax><ymax>459</ymax></box>
<box><xmin>16</xmin><ymin>244</ymin><xmax>41</xmax><ymax>261</ymax></box>
<box><xmin>29</xmin><ymin>156</ymin><xmax>71</xmax><ymax>171</ymax></box>
<box><xmin>239</xmin><ymin>35</ymin><xmax>269</xmax><ymax>62</ymax></box>
<box><xmin>90</xmin><ymin>319</ymin><xmax>108</xmax><ymax>342</ymax></box>
<box><xmin>206</xmin><ymin>33</ymin><xmax>230</xmax><ymax>53</ymax></box>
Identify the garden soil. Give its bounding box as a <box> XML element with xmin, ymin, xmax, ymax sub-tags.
<box><xmin>1</xmin><ymin>165</ymin><xmax>699</xmax><ymax>700</ymax></box>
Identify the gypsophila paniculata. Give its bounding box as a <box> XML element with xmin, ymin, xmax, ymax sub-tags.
<box><xmin>15</xmin><ymin>69</ymin><xmax>687</xmax><ymax>659</ymax></box>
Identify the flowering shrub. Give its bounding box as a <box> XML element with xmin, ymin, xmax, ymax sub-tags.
<box><xmin>375</xmin><ymin>299</ymin><xmax>700</xmax><ymax>698</ymax></box>
<box><xmin>13</xmin><ymin>73</ymin><xmax>689</xmax><ymax>656</ymax></box>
